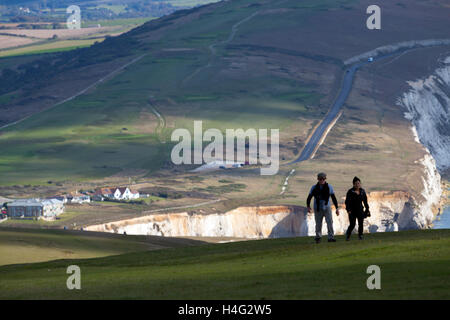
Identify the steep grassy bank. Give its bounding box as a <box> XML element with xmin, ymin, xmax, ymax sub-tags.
<box><xmin>0</xmin><ymin>229</ymin><xmax>448</xmax><ymax>299</ymax></box>
<box><xmin>0</xmin><ymin>227</ymin><xmax>204</xmax><ymax>266</ymax></box>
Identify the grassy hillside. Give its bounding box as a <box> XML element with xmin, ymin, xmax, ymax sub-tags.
<box><xmin>0</xmin><ymin>0</ymin><xmax>336</xmax><ymax>185</ymax></box>
<box><xmin>0</xmin><ymin>18</ymin><xmax>155</xmax><ymax>57</ymax></box>
<box><xmin>0</xmin><ymin>0</ymin><xmax>449</xmax><ymax>211</ymax></box>
<box><xmin>0</xmin><ymin>227</ymin><xmax>204</xmax><ymax>266</ymax></box>
<box><xmin>0</xmin><ymin>229</ymin><xmax>449</xmax><ymax>299</ymax></box>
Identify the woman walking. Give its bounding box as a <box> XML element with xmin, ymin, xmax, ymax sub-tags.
<box><xmin>345</xmin><ymin>176</ymin><xmax>370</xmax><ymax>240</ymax></box>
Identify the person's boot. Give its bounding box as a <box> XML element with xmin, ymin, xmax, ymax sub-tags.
<box><xmin>346</xmin><ymin>233</ymin><xmax>350</xmax><ymax>241</ymax></box>
<box><xmin>328</xmin><ymin>238</ymin><xmax>336</xmax><ymax>242</ymax></box>
<box><xmin>358</xmin><ymin>234</ymin><xmax>364</xmax><ymax>240</ymax></box>
<box><xmin>314</xmin><ymin>237</ymin><xmax>321</xmax><ymax>244</ymax></box>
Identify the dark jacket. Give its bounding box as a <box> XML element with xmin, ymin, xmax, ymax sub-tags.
<box><xmin>345</xmin><ymin>187</ymin><xmax>369</xmax><ymax>216</ymax></box>
<box><xmin>307</xmin><ymin>183</ymin><xmax>338</xmax><ymax>210</ymax></box>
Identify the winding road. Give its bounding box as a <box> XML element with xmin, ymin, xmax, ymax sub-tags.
<box><xmin>290</xmin><ymin>42</ymin><xmax>450</xmax><ymax>164</ymax></box>
<box><xmin>290</xmin><ymin>59</ymin><xmax>366</xmax><ymax>163</ymax></box>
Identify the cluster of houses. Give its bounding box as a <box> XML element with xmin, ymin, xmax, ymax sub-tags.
<box><xmin>1</xmin><ymin>186</ymin><xmax>141</xmax><ymax>220</ymax></box>
<box><xmin>91</xmin><ymin>187</ymin><xmax>140</xmax><ymax>202</ymax></box>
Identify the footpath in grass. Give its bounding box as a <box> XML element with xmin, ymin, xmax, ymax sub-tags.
<box><xmin>0</xmin><ymin>229</ymin><xmax>448</xmax><ymax>299</ymax></box>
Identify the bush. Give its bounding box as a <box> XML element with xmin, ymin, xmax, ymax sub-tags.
<box><xmin>103</xmin><ymin>198</ymin><xmax>145</xmax><ymax>205</ymax></box>
<box><xmin>218</xmin><ymin>179</ymin><xmax>233</xmax><ymax>183</ymax></box>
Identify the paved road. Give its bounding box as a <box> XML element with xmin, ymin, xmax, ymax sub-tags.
<box><xmin>290</xmin><ymin>49</ymin><xmax>421</xmax><ymax>164</ymax></box>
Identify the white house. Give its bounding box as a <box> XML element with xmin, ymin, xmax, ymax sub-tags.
<box><xmin>68</xmin><ymin>195</ymin><xmax>91</xmax><ymax>204</ymax></box>
<box><xmin>114</xmin><ymin>187</ymin><xmax>140</xmax><ymax>200</ymax></box>
<box><xmin>93</xmin><ymin>187</ymin><xmax>139</xmax><ymax>201</ymax></box>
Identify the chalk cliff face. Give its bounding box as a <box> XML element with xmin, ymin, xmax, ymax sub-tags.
<box><xmin>397</xmin><ymin>56</ymin><xmax>450</xmax><ymax>172</ymax></box>
<box><xmin>393</xmin><ymin>57</ymin><xmax>449</xmax><ymax>229</ymax></box>
<box><xmin>86</xmin><ymin>206</ymin><xmax>307</xmax><ymax>238</ymax></box>
<box><xmin>86</xmin><ymin>169</ymin><xmax>441</xmax><ymax>238</ymax></box>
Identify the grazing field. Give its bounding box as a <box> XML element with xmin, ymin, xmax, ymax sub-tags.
<box><xmin>0</xmin><ymin>38</ymin><xmax>319</xmax><ymax>186</ymax></box>
<box><xmin>81</xmin><ymin>17</ymin><xmax>154</xmax><ymax>28</ymax></box>
<box><xmin>0</xmin><ymin>229</ymin><xmax>448</xmax><ymax>299</ymax></box>
<box><xmin>0</xmin><ymin>227</ymin><xmax>204</xmax><ymax>266</ymax></box>
<box><xmin>0</xmin><ymin>35</ymin><xmax>36</xmax><ymax>50</ymax></box>
<box><xmin>91</xmin><ymin>4</ymin><xmax>128</xmax><ymax>14</ymax></box>
<box><xmin>0</xmin><ymin>27</ymin><xmax>116</xmax><ymax>40</ymax></box>
<box><xmin>0</xmin><ymin>38</ymin><xmax>104</xmax><ymax>57</ymax></box>
<box><xmin>0</xmin><ymin>18</ymin><xmax>150</xmax><ymax>55</ymax></box>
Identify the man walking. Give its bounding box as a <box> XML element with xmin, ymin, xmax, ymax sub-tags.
<box><xmin>307</xmin><ymin>172</ymin><xmax>340</xmax><ymax>243</ymax></box>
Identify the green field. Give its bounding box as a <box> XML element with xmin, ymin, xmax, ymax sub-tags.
<box><xmin>0</xmin><ymin>0</ymin><xmax>356</xmax><ymax>186</ymax></box>
<box><xmin>81</xmin><ymin>17</ymin><xmax>155</xmax><ymax>28</ymax></box>
<box><xmin>0</xmin><ymin>3</ymin><xmax>322</xmax><ymax>185</ymax></box>
<box><xmin>92</xmin><ymin>5</ymin><xmax>128</xmax><ymax>14</ymax></box>
<box><xmin>0</xmin><ymin>38</ymin><xmax>104</xmax><ymax>58</ymax></box>
<box><xmin>0</xmin><ymin>227</ymin><xmax>203</xmax><ymax>266</ymax></box>
<box><xmin>0</xmin><ymin>229</ymin><xmax>448</xmax><ymax>299</ymax></box>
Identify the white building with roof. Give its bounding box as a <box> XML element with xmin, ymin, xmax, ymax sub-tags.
<box><xmin>68</xmin><ymin>194</ymin><xmax>91</xmax><ymax>204</ymax></box>
<box><xmin>7</xmin><ymin>198</ymin><xmax>64</xmax><ymax>219</ymax></box>
<box><xmin>114</xmin><ymin>187</ymin><xmax>140</xmax><ymax>200</ymax></box>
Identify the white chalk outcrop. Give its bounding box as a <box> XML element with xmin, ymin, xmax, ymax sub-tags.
<box><xmin>392</xmin><ymin>56</ymin><xmax>449</xmax><ymax>230</ymax></box>
<box><xmin>364</xmin><ymin>154</ymin><xmax>442</xmax><ymax>231</ymax></box>
<box><xmin>86</xmin><ymin>176</ymin><xmax>441</xmax><ymax>239</ymax></box>
<box><xmin>86</xmin><ymin>206</ymin><xmax>307</xmax><ymax>238</ymax></box>
<box><xmin>397</xmin><ymin>57</ymin><xmax>450</xmax><ymax>172</ymax></box>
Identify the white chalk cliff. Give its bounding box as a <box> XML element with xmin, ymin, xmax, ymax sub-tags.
<box><xmin>86</xmin><ymin>167</ymin><xmax>441</xmax><ymax>238</ymax></box>
<box><xmin>398</xmin><ymin>57</ymin><xmax>450</xmax><ymax>172</ymax></box>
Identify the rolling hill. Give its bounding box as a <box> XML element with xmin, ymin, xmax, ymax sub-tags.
<box><xmin>0</xmin><ymin>227</ymin><xmax>204</xmax><ymax>266</ymax></box>
<box><xmin>0</xmin><ymin>229</ymin><xmax>449</xmax><ymax>299</ymax></box>
<box><xmin>0</xmin><ymin>1</ymin><xmax>449</xmax><ymax>299</ymax></box>
<box><xmin>0</xmin><ymin>0</ymin><xmax>449</xmax><ymax>215</ymax></box>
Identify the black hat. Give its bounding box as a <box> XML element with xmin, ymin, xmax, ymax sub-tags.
<box><xmin>317</xmin><ymin>172</ymin><xmax>327</xmax><ymax>179</ymax></box>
